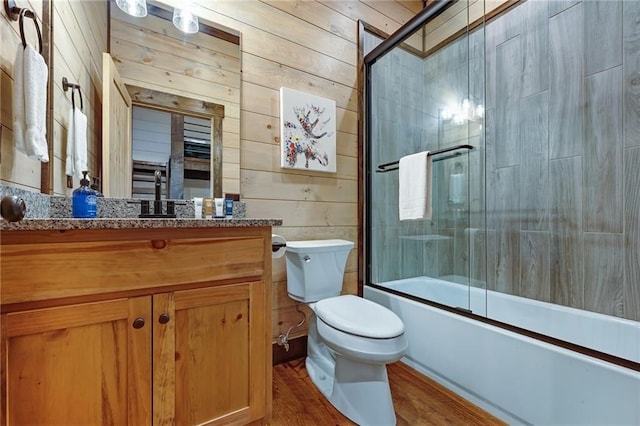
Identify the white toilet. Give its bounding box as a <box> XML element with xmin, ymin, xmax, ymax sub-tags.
<box><xmin>285</xmin><ymin>239</ymin><xmax>408</xmax><ymax>425</ymax></box>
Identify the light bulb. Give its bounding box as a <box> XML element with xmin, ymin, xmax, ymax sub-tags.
<box><xmin>115</xmin><ymin>0</ymin><xmax>147</xmax><ymax>17</ymax></box>
<box><xmin>173</xmin><ymin>2</ymin><xmax>199</xmax><ymax>34</ymax></box>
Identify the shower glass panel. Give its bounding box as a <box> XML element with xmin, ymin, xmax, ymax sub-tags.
<box><xmin>366</xmin><ymin>0</ymin><xmax>640</xmax><ymax>364</ymax></box>
<box><xmin>366</xmin><ymin>1</ymin><xmax>486</xmax><ymax>313</ymax></box>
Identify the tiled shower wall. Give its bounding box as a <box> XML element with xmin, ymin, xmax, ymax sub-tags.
<box><xmin>483</xmin><ymin>0</ymin><xmax>639</xmax><ymax>320</ymax></box>
<box><xmin>369</xmin><ymin>0</ymin><xmax>640</xmax><ymax>322</ymax></box>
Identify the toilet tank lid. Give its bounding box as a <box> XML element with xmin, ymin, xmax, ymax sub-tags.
<box><xmin>314</xmin><ymin>295</ymin><xmax>405</xmax><ymax>338</ymax></box>
<box><xmin>286</xmin><ymin>239</ymin><xmax>354</xmax><ymax>253</ymax></box>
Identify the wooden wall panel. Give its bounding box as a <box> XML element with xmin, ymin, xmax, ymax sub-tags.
<box><xmin>0</xmin><ymin>0</ymin><xmax>45</xmax><ymax>191</ymax></box>
<box><xmin>2</xmin><ymin>0</ymin><xmax>419</xmax><ymax>343</ymax></box>
<box><xmin>50</xmin><ymin>0</ymin><xmax>107</xmax><ymax>195</ymax></box>
<box><xmin>423</xmin><ymin>0</ymin><xmax>514</xmax><ymax>54</ymax></box>
<box><xmin>182</xmin><ymin>0</ymin><xmax>418</xmax><ymax>342</ymax></box>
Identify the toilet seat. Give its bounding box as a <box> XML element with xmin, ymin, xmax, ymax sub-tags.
<box><xmin>314</xmin><ymin>295</ymin><xmax>405</xmax><ymax>338</ymax></box>
<box><xmin>315</xmin><ymin>314</ymin><xmax>408</xmax><ymax>363</ymax></box>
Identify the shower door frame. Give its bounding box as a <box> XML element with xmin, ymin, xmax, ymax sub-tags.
<box><xmin>360</xmin><ymin>0</ymin><xmax>456</xmax><ymax>298</ymax></box>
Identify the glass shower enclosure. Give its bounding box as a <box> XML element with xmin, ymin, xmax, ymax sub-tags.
<box><xmin>364</xmin><ymin>0</ymin><xmax>640</xmax><ymax>366</ymax></box>
<box><xmin>365</xmin><ymin>0</ymin><xmax>486</xmax><ymax>314</ymax></box>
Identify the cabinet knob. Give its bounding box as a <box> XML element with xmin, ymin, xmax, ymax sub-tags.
<box><xmin>151</xmin><ymin>240</ymin><xmax>167</xmax><ymax>249</ymax></box>
<box><xmin>158</xmin><ymin>313</ymin><xmax>170</xmax><ymax>324</ymax></box>
<box><xmin>1</xmin><ymin>196</ymin><xmax>26</xmax><ymax>222</ymax></box>
<box><xmin>132</xmin><ymin>317</ymin><xmax>145</xmax><ymax>329</ymax></box>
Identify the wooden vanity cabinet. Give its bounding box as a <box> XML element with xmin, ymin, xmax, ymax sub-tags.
<box><xmin>0</xmin><ymin>226</ymin><xmax>272</xmax><ymax>426</ymax></box>
<box><xmin>2</xmin><ymin>296</ymin><xmax>151</xmax><ymax>425</ymax></box>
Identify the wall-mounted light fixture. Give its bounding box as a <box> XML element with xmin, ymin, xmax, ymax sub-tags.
<box><xmin>115</xmin><ymin>0</ymin><xmax>200</xmax><ymax>35</ymax></box>
<box><xmin>115</xmin><ymin>0</ymin><xmax>147</xmax><ymax>17</ymax></box>
<box><xmin>172</xmin><ymin>1</ymin><xmax>199</xmax><ymax>34</ymax></box>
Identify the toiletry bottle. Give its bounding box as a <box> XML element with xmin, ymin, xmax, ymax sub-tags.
<box><xmin>72</xmin><ymin>171</ymin><xmax>97</xmax><ymax>218</ymax></box>
<box><xmin>214</xmin><ymin>198</ymin><xmax>224</xmax><ymax>218</ymax></box>
<box><xmin>224</xmin><ymin>198</ymin><xmax>233</xmax><ymax>218</ymax></box>
<box><xmin>204</xmin><ymin>198</ymin><xmax>214</xmax><ymax>219</ymax></box>
<box><xmin>193</xmin><ymin>197</ymin><xmax>203</xmax><ymax>219</ymax></box>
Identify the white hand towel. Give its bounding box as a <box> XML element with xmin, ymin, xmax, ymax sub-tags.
<box><xmin>22</xmin><ymin>43</ymin><xmax>49</xmax><ymax>162</ymax></box>
<box><xmin>65</xmin><ymin>107</ymin><xmax>76</xmax><ymax>177</ymax></box>
<box><xmin>66</xmin><ymin>107</ymin><xmax>88</xmax><ymax>179</ymax></box>
<box><xmin>399</xmin><ymin>151</ymin><xmax>432</xmax><ymax>221</ymax></box>
<box><xmin>12</xmin><ymin>43</ymin><xmax>26</xmax><ymax>154</ymax></box>
<box><xmin>73</xmin><ymin>109</ymin><xmax>88</xmax><ymax>178</ymax></box>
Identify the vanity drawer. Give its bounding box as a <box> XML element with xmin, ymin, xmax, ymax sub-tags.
<box><xmin>1</xmin><ymin>236</ymin><xmax>265</xmax><ymax>305</ymax></box>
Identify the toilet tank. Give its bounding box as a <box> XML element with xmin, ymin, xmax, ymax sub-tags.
<box><xmin>285</xmin><ymin>239</ymin><xmax>354</xmax><ymax>303</ymax></box>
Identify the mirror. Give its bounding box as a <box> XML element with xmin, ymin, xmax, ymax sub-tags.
<box><xmin>131</xmin><ymin>105</ymin><xmax>214</xmax><ymax>200</ymax></box>
<box><xmin>127</xmin><ymin>86</ymin><xmax>224</xmax><ymax>200</ymax></box>
<box><xmin>107</xmin><ymin>0</ymin><xmax>240</xmax><ymax>198</ymax></box>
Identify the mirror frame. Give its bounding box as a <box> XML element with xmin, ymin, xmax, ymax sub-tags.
<box><xmin>125</xmin><ymin>84</ymin><xmax>225</xmax><ymax>198</ymax></box>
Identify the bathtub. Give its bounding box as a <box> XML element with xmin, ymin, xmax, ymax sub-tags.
<box><xmin>365</xmin><ymin>276</ymin><xmax>640</xmax><ymax>425</ymax></box>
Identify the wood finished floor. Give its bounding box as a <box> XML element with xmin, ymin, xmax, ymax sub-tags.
<box><xmin>271</xmin><ymin>359</ymin><xmax>506</xmax><ymax>426</ymax></box>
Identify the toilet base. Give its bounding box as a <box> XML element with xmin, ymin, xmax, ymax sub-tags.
<box><xmin>330</xmin><ymin>355</ymin><xmax>397</xmax><ymax>426</ymax></box>
<box><xmin>305</xmin><ymin>355</ymin><xmax>334</xmax><ymax>399</ymax></box>
<box><xmin>306</xmin><ymin>353</ymin><xmax>397</xmax><ymax>426</ymax></box>
<box><xmin>305</xmin><ymin>315</ymin><xmax>398</xmax><ymax>426</ymax></box>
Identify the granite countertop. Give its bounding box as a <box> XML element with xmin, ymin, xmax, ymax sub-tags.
<box><xmin>0</xmin><ymin>217</ymin><xmax>283</xmax><ymax>231</ymax></box>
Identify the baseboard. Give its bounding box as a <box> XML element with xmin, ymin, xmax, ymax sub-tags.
<box><xmin>272</xmin><ymin>335</ymin><xmax>307</xmax><ymax>365</ymax></box>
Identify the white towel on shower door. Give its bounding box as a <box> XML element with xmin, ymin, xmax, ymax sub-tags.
<box><xmin>399</xmin><ymin>151</ymin><xmax>432</xmax><ymax>221</ymax></box>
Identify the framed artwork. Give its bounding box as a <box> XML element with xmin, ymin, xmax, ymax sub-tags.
<box><xmin>280</xmin><ymin>87</ymin><xmax>336</xmax><ymax>173</ymax></box>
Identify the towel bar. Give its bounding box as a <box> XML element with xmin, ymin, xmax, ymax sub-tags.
<box><xmin>5</xmin><ymin>0</ymin><xmax>43</xmax><ymax>54</ymax></box>
<box><xmin>376</xmin><ymin>144</ymin><xmax>473</xmax><ymax>173</ymax></box>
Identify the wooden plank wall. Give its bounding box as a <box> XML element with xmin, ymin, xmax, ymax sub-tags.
<box><xmin>110</xmin><ymin>3</ymin><xmax>242</xmax><ymax>195</ymax></box>
<box><xmin>424</xmin><ymin>0</ymin><xmax>513</xmax><ymax>52</ymax></box>
<box><xmin>2</xmin><ymin>0</ymin><xmax>422</xmax><ymax>343</ymax></box>
<box><xmin>0</xmin><ymin>0</ymin><xmax>44</xmax><ymax>191</ymax></box>
<box><xmin>51</xmin><ymin>0</ymin><xmax>107</xmax><ymax>195</ymax></box>
<box><xmin>149</xmin><ymin>0</ymin><xmax>422</xmax><ymax>342</ymax></box>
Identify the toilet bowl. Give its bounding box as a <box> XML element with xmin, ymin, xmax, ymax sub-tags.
<box><xmin>284</xmin><ymin>240</ymin><xmax>408</xmax><ymax>425</ymax></box>
<box><xmin>314</xmin><ymin>295</ymin><xmax>407</xmax><ymax>363</ymax></box>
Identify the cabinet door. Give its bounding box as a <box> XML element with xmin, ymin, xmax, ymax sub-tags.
<box><xmin>155</xmin><ymin>282</ymin><xmax>267</xmax><ymax>426</ymax></box>
<box><xmin>0</xmin><ymin>297</ymin><xmax>152</xmax><ymax>425</ymax></box>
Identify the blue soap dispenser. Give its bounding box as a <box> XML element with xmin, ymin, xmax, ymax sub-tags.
<box><xmin>72</xmin><ymin>171</ymin><xmax>97</xmax><ymax>218</ymax></box>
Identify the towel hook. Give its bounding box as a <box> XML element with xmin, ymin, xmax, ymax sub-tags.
<box><xmin>62</xmin><ymin>77</ymin><xmax>83</xmax><ymax>111</ymax></box>
<box><xmin>6</xmin><ymin>1</ymin><xmax>43</xmax><ymax>54</ymax></box>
